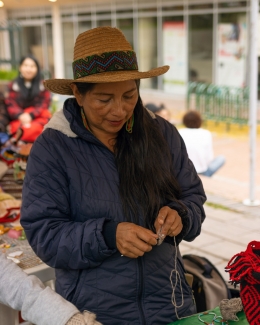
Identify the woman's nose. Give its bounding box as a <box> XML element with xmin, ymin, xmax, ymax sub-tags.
<box><xmin>112</xmin><ymin>99</ymin><xmax>124</xmax><ymax>115</ymax></box>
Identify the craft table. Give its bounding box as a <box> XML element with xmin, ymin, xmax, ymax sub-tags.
<box><xmin>0</xmin><ymin>167</ymin><xmax>23</xmax><ymax>200</ymax></box>
<box><xmin>0</xmin><ymin>233</ymin><xmax>55</xmax><ymax>325</ymax></box>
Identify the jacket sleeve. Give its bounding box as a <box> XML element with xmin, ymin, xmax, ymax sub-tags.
<box><xmin>0</xmin><ymin>253</ymin><xmax>78</xmax><ymax>325</ymax></box>
<box><xmin>159</xmin><ymin>118</ymin><xmax>206</xmax><ymax>245</ymax></box>
<box><xmin>21</xmin><ymin>133</ymin><xmax>117</xmax><ymax>270</ymax></box>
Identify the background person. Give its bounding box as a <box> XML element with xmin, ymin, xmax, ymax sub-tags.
<box><xmin>0</xmin><ymin>252</ymin><xmax>102</xmax><ymax>325</ymax></box>
<box><xmin>5</xmin><ymin>55</ymin><xmax>52</xmax><ymax>143</ymax></box>
<box><xmin>21</xmin><ymin>27</ymin><xmax>206</xmax><ymax>325</ymax></box>
<box><xmin>179</xmin><ymin>110</ymin><xmax>225</xmax><ymax>177</ymax></box>
<box><xmin>145</xmin><ymin>102</ymin><xmax>171</xmax><ymax>121</ymax></box>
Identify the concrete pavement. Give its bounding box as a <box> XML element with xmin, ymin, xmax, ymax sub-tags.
<box><xmin>178</xmin><ymin>132</ymin><xmax>260</xmax><ymax>281</ymax></box>
<box><xmin>198</xmin><ymin>134</ymin><xmax>260</xmax><ymax>204</ymax></box>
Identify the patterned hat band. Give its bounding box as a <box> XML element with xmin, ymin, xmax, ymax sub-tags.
<box><xmin>72</xmin><ymin>50</ymin><xmax>138</xmax><ymax>79</ymax></box>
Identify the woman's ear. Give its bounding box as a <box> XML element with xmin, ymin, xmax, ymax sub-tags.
<box><xmin>70</xmin><ymin>83</ymin><xmax>83</xmax><ymax>106</ymax></box>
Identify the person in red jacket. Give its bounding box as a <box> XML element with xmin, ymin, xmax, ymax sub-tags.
<box><xmin>5</xmin><ymin>55</ymin><xmax>51</xmax><ymax>142</ymax></box>
<box><xmin>0</xmin><ymin>91</ymin><xmax>10</xmax><ymax>132</ymax></box>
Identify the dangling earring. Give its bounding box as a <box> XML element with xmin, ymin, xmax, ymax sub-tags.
<box><xmin>126</xmin><ymin>114</ymin><xmax>134</xmax><ymax>133</ymax></box>
<box><xmin>80</xmin><ymin>106</ymin><xmax>90</xmax><ymax>131</ymax></box>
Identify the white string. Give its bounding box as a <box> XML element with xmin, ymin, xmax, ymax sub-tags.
<box><xmin>170</xmin><ymin>236</ymin><xmax>194</xmax><ymax>321</ymax></box>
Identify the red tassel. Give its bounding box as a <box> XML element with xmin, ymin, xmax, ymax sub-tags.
<box><xmin>225</xmin><ymin>241</ymin><xmax>260</xmax><ymax>325</ymax></box>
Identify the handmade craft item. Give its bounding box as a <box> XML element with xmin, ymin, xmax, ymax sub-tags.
<box><xmin>219</xmin><ymin>298</ymin><xmax>243</xmax><ymax>321</ymax></box>
<box><xmin>197</xmin><ymin>311</ymin><xmax>228</xmax><ymax>325</ymax></box>
<box><xmin>225</xmin><ymin>241</ymin><xmax>260</xmax><ymax>325</ymax></box>
<box><xmin>0</xmin><ymin>129</ymin><xmax>24</xmax><ymax>166</ymax></box>
<box><xmin>8</xmin><ymin>228</ymin><xmax>22</xmax><ymax>239</ymax></box>
<box><xmin>13</xmin><ymin>143</ymin><xmax>33</xmax><ymax>183</ymax></box>
<box><xmin>0</xmin><ymin>189</ymin><xmax>21</xmax><ymax>223</ymax></box>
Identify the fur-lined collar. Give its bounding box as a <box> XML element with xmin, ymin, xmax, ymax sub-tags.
<box><xmin>44</xmin><ymin>109</ymin><xmax>77</xmax><ymax>138</ymax></box>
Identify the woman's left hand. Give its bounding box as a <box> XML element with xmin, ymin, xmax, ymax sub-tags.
<box><xmin>19</xmin><ymin>113</ymin><xmax>32</xmax><ymax>125</ymax></box>
<box><xmin>154</xmin><ymin>206</ymin><xmax>183</xmax><ymax>239</ymax></box>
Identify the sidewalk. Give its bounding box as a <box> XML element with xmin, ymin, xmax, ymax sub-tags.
<box><xmin>198</xmin><ymin>133</ymin><xmax>260</xmax><ymax>205</ymax></box>
<box><xmin>179</xmin><ymin>132</ymin><xmax>260</xmax><ymax>281</ymax></box>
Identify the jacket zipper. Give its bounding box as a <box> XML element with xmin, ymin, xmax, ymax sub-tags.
<box><xmin>138</xmin><ymin>258</ymin><xmax>146</xmax><ymax>325</ymax></box>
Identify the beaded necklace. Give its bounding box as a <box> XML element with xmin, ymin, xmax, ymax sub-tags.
<box><xmin>198</xmin><ymin>312</ymin><xmax>216</xmax><ymax>325</ymax></box>
<box><xmin>198</xmin><ymin>312</ymin><xmax>229</xmax><ymax>325</ymax></box>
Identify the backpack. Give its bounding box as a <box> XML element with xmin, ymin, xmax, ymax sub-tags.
<box><xmin>182</xmin><ymin>254</ymin><xmax>231</xmax><ymax>312</ymax></box>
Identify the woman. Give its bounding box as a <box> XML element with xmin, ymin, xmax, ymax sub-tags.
<box><xmin>21</xmin><ymin>27</ymin><xmax>206</xmax><ymax>325</ymax></box>
<box><xmin>0</xmin><ymin>252</ymin><xmax>101</xmax><ymax>325</ymax></box>
<box><xmin>5</xmin><ymin>55</ymin><xmax>51</xmax><ymax>142</ymax></box>
<box><xmin>179</xmin><ymin>110</ymin><xmax>225</xmax><ymax>177</ymax></box>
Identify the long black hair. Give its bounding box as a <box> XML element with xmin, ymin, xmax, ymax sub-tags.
<box><xmin>16</xmin><ymin>55</ymin><xmax>42</xmax><ymax>108</ymax></box>
<box><xmin>74</xmin><ymin>81</ymin><xmax>185</xmax><ymax>230</ymax></box>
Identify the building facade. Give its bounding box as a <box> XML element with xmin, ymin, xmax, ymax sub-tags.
<box><xmin>0</xmin><ymin>0</ymin><xmax>256</xmax><ymax>99</ymax></box>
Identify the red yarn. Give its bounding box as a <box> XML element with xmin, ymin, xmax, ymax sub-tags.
<box><xmin>225</xmin><ymin>241</ymin><xmax>260</xmax><ymax>325</ymax></box>
<box><xmin>225</xmin><ymin>241</ymin><xmax>260</xmax><ymax>283</ymax></box>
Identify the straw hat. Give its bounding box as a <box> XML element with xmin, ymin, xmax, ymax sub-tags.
<box><xmin>44</xmin><ymin>26</ymin><xmax>169</xmax><ymax>95</ymax></box>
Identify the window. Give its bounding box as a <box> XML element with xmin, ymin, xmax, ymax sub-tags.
<box><xmin>138</xmin><ymin>17</ymin><xmax>158</xmax><ymax>89</ymax></box>
<box><xmin>189</xmin><ymin>14</ymin><xmax>213</xmax><ymax>84</ymax></box>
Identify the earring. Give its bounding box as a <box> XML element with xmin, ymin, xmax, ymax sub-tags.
<box><xmin>80</xmin><ymin>106</ymin><xmax>89</xmax><ymax>130</ymax></box>
<box><xmin>126</xmin><ymin>114</ymin><xmax>134</xmax><ymax>133</ymax></box>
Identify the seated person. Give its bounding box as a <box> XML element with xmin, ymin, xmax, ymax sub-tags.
<box><xmin>145</xmin><ymin>103</ymin><xmax>171</xmax><ymax>121</ymax></box>
<box><xmin>179</xmin><ymin>110</ymin><xmax>225</xmax><ymax>177</ymax></box>
<box><xmin>5</xmin><ymin>55</ymin><xmax>52</xmax><ymax>143</ymax></box>
<box><xmin>0</xmin><ymin>91</ymin><xmax>10</xmax><ymax>133</ymax></box>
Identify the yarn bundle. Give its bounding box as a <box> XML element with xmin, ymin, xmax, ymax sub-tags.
<box><xmin>219</xmin><ymin>297</ymin><xmax>243</xmax><ymax>321</ymax></box>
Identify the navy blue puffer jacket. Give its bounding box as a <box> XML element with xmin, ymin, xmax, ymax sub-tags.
<box><xmin>21</xmin><ymin>98</ymin><xmax>206</xmax><ymax>325</ymax></box>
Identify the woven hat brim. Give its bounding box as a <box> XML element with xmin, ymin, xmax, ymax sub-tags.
<box><xmin>44</xmin><ymin>65</ymin><xmax>169</xmax><ymax>95</ymax></box>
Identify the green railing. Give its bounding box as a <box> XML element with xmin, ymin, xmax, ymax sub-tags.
<box><xmin>187</xmin><ymin>82</ymin><xmax>250</xmax><ymax>125</ymax></box>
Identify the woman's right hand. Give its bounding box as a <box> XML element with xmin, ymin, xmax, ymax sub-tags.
<box><xmin>116</xmin><ymin>222</ymin><xmax>158</xmax><ymax>258</ymax></box>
